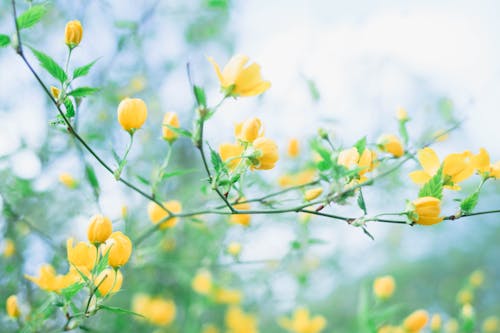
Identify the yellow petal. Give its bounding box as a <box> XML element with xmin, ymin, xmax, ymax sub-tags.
<box><xmin>207</xmin><ymin>56</ymin><xmax>226</xmax><ymax>87</ymax></box>
<box><xmin>222</xmin><ymin>54</ymin><xmax>249</xmax><ymax>86</ymax></box>
<box><xmin>409</xmin><ymin>170</ymin><xmax>431</xmax><ymax>184</ymax></box>
<box><xmin>417</xmin><ymin>148</ymin><xmax>440</xmax><ymax>175</ymax></box>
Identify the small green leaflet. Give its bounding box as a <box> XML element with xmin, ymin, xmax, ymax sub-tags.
<box><xmin>209</xmin><ymin>147</ymin><xmax>223</xmax><ymax>174</ymax></box>
<box><xmin>354</xmin><ymin>136</ymin><xmax>367</xmax><ymax>155</ymax></box>
<box><xmin>357</xmin><ymin>190</ymin><xmax>367</xmax><ymax>215</ymax></box>
<box><xmin>99</xmin><ymin>305</ymin><xmax>144</xmax><ymax>318</ymax></box>
<box><xmin>63</xmin><ymin>98</ymin><xmax>75</xmax><ymax>118</ymax></box>
<box><xmin>193</xmin><ymin>85</ymin><xmax>207</xmax><ymax>107</ymax></box>
<box><xmin>0</xmin><ymin>34</ymin><xmax>10</xmax><ymax>47</ymax></box>
<box><xmin>73</xmin><ymin>59</ymin><xmax>99</xmax><ymax>79</ymax></box>
<box><xmin>16</xmin><ymin>5</ymin><xmax>47</xmax><ymax>30</ymax></box>
<box><xmin>460</xmin><ymin>191</ymin><xmax>479</xmax><ymax>215</ymax></box>
<box><xmin>61</xmin><ymin>282</ymin><xmax>85</xmax><ymax>301</ymax></box>
<box><xmin>164</xmin><ymin>124</ymin><xmax>192</xmax><ymax>138</ymax></box>
<box><xmin>67</xmin><ymin>87</ymin><xmax>99</xmax><ymax>97</ymax></box>
<box><xmin>398</xmin><ymin>120</ymin><xmax>409</xmax><ymax>145</ymax></box>
<box><xmin>160</xmin><ymin>169</ymin><xmax>197</xmax><ymax>181</ymax></box>
<box><xmin>85</xmin><ymin>164</ymin><xmax>100</xmax><ymax>196</ymax></box>
<box><xmin>306</xmin><ymin>78</ymin><xmax>320</xmax><ymax>102</ymax></box>
<box><xmin>30</xmin><ymin>48</ymin><xmax>67</xmax><ymax>83</ymax></box>
<box><xmin>418</xmin><ymin>167</ymin><xmax>443</xmax><ymax>200</ymax></box>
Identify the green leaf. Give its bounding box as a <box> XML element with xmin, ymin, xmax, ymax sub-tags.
<box><xmin>17</xmin><ymin>5</ymin><xmax>47</xmax><ymax>30</ymax></box>
<box><xmin>354</xmin><ymin>136</ymin><xmax>367</xmax><ymax>155</ymax></box>
<box><xmin>160</xmin><ymin>168</ymin><xmax>197</xmax><ymax>181</ymax></box>
<box><xmin>67</xmin><ymin>86</ymin><xmax>99</xmax><ymax>97</ymax></box>
<box><xmin>94</xmin><ymin>248</ymin><xmax>110</xmax><ymax>275</ymax></box>
<box><xmin>0</xmin><ymin>34</ymin><xmax>10</xmax><ymax>48</ymax></box>
<box><xmin>460</xmin><ymin>192</ymin><xmax>479</xmax><ymax>215</ymax></box>
<box><xmin>164</xmin><ymin>124</ymin><xmax>192</xmax><ymax>138</ymax></box>
<box><xmin>308</xmin><ymin>238</ymin><xmax>327</xmax><ymax>245</ymax></box>
<box><xmin>399</xmin><ymin>119</ymin><xmax>409</xmax><ymax>145</ymax></box>
<box><xmin>73</xmin><ymin>59</ymin><xmax>99</xmax><ymax>79</ymax></box>
<box><xmin>419</xmin><ymin>167</ymin><xmax>443</xmax><ymax>200</ymax></box>
<box><xmin>209</xmin><ymin>147</ymin><xmax>223</xmax><ymax>174</ymax></box>
<box><xmin>193</xmin><ymin>85</ymin><xmax>207</xmax><ymax>107</ymax></box>
<box><xmin>85</xmin><ymin>164</ymin><xmax>100</xmax><ymax>196</ymax></box>
<box><xmin>99</xmin><ymin>305</ymin><xmax>144</xmax><ymax>317</ymax></box>
<box><xmin>61</xmin><ymin>282</ymin><xmax>85</xmax><ymax>301</ymax></box>
<box><xmin>136</xmin><ymin>174</ymin><xmax>151</xmax><ymax>185</ymax></box>
<box><xmin>306</xmin><ymin>78</ymin><xmax>320</xmax><ymax>102</ymax></box>
<box><xmin>63</xmin><ymin>98</ymin><xmax>75</xmax><ymax>118</ymax></box>
<box><xmin>30</xmin><ymin>48</ymin><xmax>67</xmax><ymax>83</ymax></box>
<box><xmin>357</xmin><ymin>190</ymin><xmax>367</xmax><ymax>215</ymax></box>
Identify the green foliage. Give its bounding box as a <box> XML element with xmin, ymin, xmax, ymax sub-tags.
<box><xmin>84</xmin><ymin>164</ymin><xmax>100</xmax><ymax>196</ymax></box>
<box><xmin>73</xmin><ymin>59</ymin><xmax>99</xmax><ymax>79</ymax></box>
<box><xmin>63</xmin><ymin>97</ymin><xmax>75</xmax><ymax>117</ymax></box>
<box><xmin>99</xmin><ymin>305</ymin><xmax>143</xmax><ymax>318</ymax></box>
<box><xmin>354</xmin><ymin>136</ymin><xmax>367</xmax><ymax>155</ymax></box>
<box><xmin>67</xmin><ymin>87</ymin><xmax>99</xmax><ymax>97</ymax></box>
<box><xmin>164</xmin><ymin>124</ymin><xmax>193</xmax><ymax>139</ymax></box>
<box><xmin>0</xmin><ymin>34</ymin><xmax>10</xmax><ymax>47</ymax></box>
<box><xmin>193</xmin><ymin>85</ymin><xmax>207</xmax><ymax>108</ymax></box>
<box><xmin>419</xmin><ymin>167</ymin><xmax>443</xmax><ymax>199</ymax></box>
<box><xmin>30</xmin><ymin>47</ymin><xmax>67</xmax><ymax>83</ymax></box>
<box><xmin>16</xmin><ymin>5</ymin><xmax>47</xmax><ymax>30</ymax></box>
<box><xmin>460</xmin><ymin>192</ymin><xmax>479</xmax><ymax>215</ymax></box>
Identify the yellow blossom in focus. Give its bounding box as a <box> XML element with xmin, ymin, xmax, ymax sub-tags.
<box><xmin>377</xmin><ymin>134</ymin><xmax>404</xmax><ymax>158</ymax></box>
<box><xmin>338</xmin><ymin>147</ymin><xmax>377</xmax><ymax>181</ymax></box>
<box><xmin>50</xmin><ymin>86</ymin><xmax>60</xmax><ymax>99</ymax></box>
<box><xmin>208</xmin><ymin>54</ymin><xmax>271</xmax><ymax>97</ymax></box>
<box><xmin>65</xmin><ymin>20</ymin><xmax>83</xmax><ymax>47</ymax></box>
<box><xmin>469</xmin><ymin>269</ymin><xmax>484</xmax><ymax>287</ymax></box>
<box><xmin>403</xmin><ymin>310</ymin><xmax>429</xmax><ymax>333</ymax></box>
<box><xmin>25</xmin><ymin>264</ymin><xmax>76</xmax><ymax>292</ymax></box>
<box><xmin>147</xmin><ymin>200</ymin><xmax>182</xmax><ymax>229</ymax></box>
<box><xmin>411</xmin><ymin>197</ymin><xmax>444</xmax><ymax>226</ymax></box>
<box><xmin>252</xmin><ymin>137</ymin><xmax>279</xmax><ymax>170</ymax></box>
<box><xmin>95</xmin><ymin>268</ymin><xmax>122</xmax><ymax>296</ymax></box>
<box><xmin>430</xmin><ymin>314</ymin><xmax>442</xmax><ymax>332</ymax></box>
<box><xmin>117</xmin><ymin>97</ymin><xmax>148</xmax><ymax>133</ymax></box>
<box><xmin>373</xmin><ymin>275</ymin><xmax>396</xmax><ymax>300</ymax></box>
<box><xmin>457</xmin><ymin>289</ymin><xmax>473</xmax><ymax>305</ymax></box>
<box><xmin>6</xmin><ymin>295</ymin><xmax>21</xmax><ymax>318</ymax></box>
<box><xmin>220</xmin><ymin>142</ymin><xmax>245</xmax><ymax>170</ymax></box>
<box><xmin>235</xmin><ymin>117</ymin><xmax>263</xmax><ymax>143</ymax></box>
<box><xmin>162</xmin><ymin>112</ymin><xmax>180</xmax><ymax>143</ymax></box>
<box><xmin>214</xmin><ymin>288</ymin><xmax>242</xmax><ymax>305</ymax></box>
<box><xmin>225</xmin><ymin>306</ymin><xmax>258</xmax><ymax>333</ymax></box>
<box><xmin>103</xmin><ymin>231</ymin><xmax>132</xmax><ymax>268</ymax></box>
<box><xmin>87</xmin><ymin>214</ymin><xmax>112</xmax><ymax>244</ymax></box>
<box><xmin>230</xmin><ymin>200</ymin><xmax>251</xmax><ymax>226</ymax></box>
<box><xmin>192</xmin><ymin>270</ymin><xmax>212</xmax><ymax>295</ymax></box>
<box><xmin>396</xmin><ymin>107</ymin><xmax>408</xmax><ymax>121</ymax></box>
<box><xmin>3</xmin><ymin>238</ymin><xmax>15</xmax><ymax>258</ymax></box>
<box><xmin>445</xmin><ymin>319</ymin><xmax>459</xmax><ymax>333</ymax></box>
<box><xmin>278</xmin><ymin>307</ymin><xmax>327</xmax><ymax>333</ymax></box>
<box><xmin>66</xmin><ymin>238</ymin><xmax>97</xmax><ymax>271</ymax></box>
<box><xmin>471</xmin><ymin>148</ymin><xmax>500</xmax><ymax>179</ymax></box>
<box><xmin>288</xmin><ymin>138</ymin><xmax>300</xmax><ymax>158</ymax></box>
<box><xmin>482</xmin><ymin>316</ymin><xmax>499</xmax><ymax>333</ymax></box>
<box><xmin>59</xmin><ymin>172</ymin><xmax>77</xmax><ymax>189</ymax></box>
<box><xmin>133</xmin><ymin>294</ymin><xmax>176</xmax><ymax>326</ymax></box>
<box><xmin>304</xmin><ymin>187</ymin><xmax>323</xmax><ymax>202</ymax></box>
<box><xmin>227</xmin><ymin>242</ymin><xmax>242</xmax><ymax>256</ymax></box>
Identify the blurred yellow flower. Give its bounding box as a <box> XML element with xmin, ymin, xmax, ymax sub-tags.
<box><xmin>278</xmin><ymin>307</ymin><xmax>326</xmax><ymax>333</ymax></box>
<box><xmin>396</xmin><ymin>107</ymin><xmax>408</xmax><ymax>121</ymax></box>
<box><xmin>133</xmin><ymin>294</ymin><xmax>176</xmax><ymax>326</ymax></box>
<box><xmin>103</xmin><ymin>231</ymin><xmax>132</xmax><ymax>268</ymax></box>
<box><xmin>6</xmin><ymin>295</ymin><xmax>21</xmax><ymax>318</ymax></box>
<box><xmin>377</xmin><ymin>134</ymin><xmax>404</xmax><ymax>158</ymax></box>
<box><xmin>378</xmin><ymin>326</ymin><xmax>404</xmax><ymax>333</ymax></box>
<box><xmin>192</xmin><ymin>269</ymin><xmax>212</xmax><ymax>295</ymax></box>
<box><xmin>227</xmin><ymin>242</ymin><xmax>242</xmax><ymax>256</ymax></box>
<box><xmin>252</xmin><ymin>137</ymin><xmax>279</xmax><ymax>170</ymax></box>
<box><xmin>230</xmin><ymin>201</ymin><xmax>251</xmax><ymax>226</ymax></box>
<box><xmin>433</xmin><ymin>129</ymin><xmax>449</xmax><ymax>142</ymax></box>
<box><xmin>59</xmin><ymin>172</ymin><xmax>77</xmax><ymax>189</ymax></box>
<box><xmin>121</xmin><ymin>205</ymin><xmax>128</xmax><ymax>219</ymax></box>
<box><xmin>471</xmin><ymin>148</ymin><xmax>500</xmax><ymax>179</ymax></box>
<box><xmin>214</xmin><ymin>288</ymin><xmax>242</xmax><ymax>304</ymax></box>
<box><xmin>288</xmin><ymin>138</ymin><xmax>300</xmax><ymax>158</ymax></box>
<box><xmin>225</xmin><ymin>306</ymin><xmax>258</xmax><ymax>333</ymax></box>
<box><xmin>457</xmin><ymin>289</ymin><xmax>473</xmax><ymax>305</ymax></box>
<box><xmin>304</xmin><ymin>187</ymin><xmax>323</xmax><ymax>202</ymax></box>
<box><xmin>403</xmin><ymin>310</ymin><xmax>429</xmax><ymax>333</ymax></box>
<box><xmin>469</xmin><ymin>269</ymin><xmax>484</xmax><ymax>287</ymax></box>
<box><xmin>25</xmin><ymin>264</ymin><xmax>75</xmax><ymax>292</ymax></box>
<box><xmin>202</xmin><ymin>324</ymin><xmax>220</xmax><ymax>333</ymax></box>
<box><xmin>95</xmin><ymin>268</ymin><xmax>122</xmax><ymax>296</ymax></box>
<box><xmin>87</xmin><ymin>214</ymin><xmax>112</xmax><ymax>244</ymax></box>
<box><xmin>148</xmin><ymin>200</ymin><xmax>182</xmax><ymax>229</ymax></box>
<box><xmin>162</xmin><ymin>112</ymin><xmax>180</xmax><ymax>143</ymax></box>
<box><xmin>220</xmin><ymin>142</ymin><xmax>245</xmax><ymax>170</ymax></box>
<box><xmin>3</xmin><ymin>238</ymin><xmax>15</xmax><ymax>258</ymax></box>
<box><xmin>235</xmin><ymin>117</ymin><xmax>263</xmax><ymax>143</ymax></box>
<box><xmin>373</xmin><ymin>275</ymin><xmax>396</xmax><ymax>300</ymax></box>
<box><xmin>117</xmin><ymin>97</ymin><xmax>148</xmax><ymax>133</ymax></box>
<box><xmin>430</xmin><ymin>314</ymin><xmax>442</xmax><ymax>332</ymax></box>
<box><xmin>482</xmin><ymin>316</ymin><xmax>499</xmax><ymax>333</ymax></box>
<box><xmin>65</xmin><ymin>20</ymin><xmax>83</xmax><ymax>47</ymax></box>
<box><xmin>411</xmin><ymin>197</ymin><xmax>444</xmax><ymax>226</ymax></box>
<box><xmin>445</xmin><ymin>319</ymin><xmax>459</xmax><ymax>333</ymax></box>
<box><xmin>461</xmin><ymin>304</ymin><xmax>474</xmax><ymax>319</ymax></box>
<box><xmin>278</xmin><ymin>169</ymin><xmax>316</xmax><ymax>188</ymax></box>
<box><xmin>66</xmin><ymin>238</ymin><xmax>97</xmax><ymax>271</ymax></box>
<box><xmin>208</xmin><ymin>54</ymin><xmax>271</xmax><ymax>97</ymax></box>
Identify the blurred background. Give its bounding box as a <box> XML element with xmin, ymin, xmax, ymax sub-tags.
<box><xmin>0</xmin><ymin>0</ymin><xmax>499</xmax><ymax>332</ymax></box>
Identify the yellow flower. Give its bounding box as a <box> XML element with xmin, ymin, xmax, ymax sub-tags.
<box><xmin>304</xmin><ymin>187</ymin><xmax>323</xmax><ymax>202</ymax></box>
<box><xmin>227</xmin><ymin>242</ymin><xmax>242</xmax><ymax>256</ymax></box>
<box><xmin>225</xmin><ymin>306</ymin><xmax>258</xmax><ymax>333</ymax></box>
<box><xmin>3</xmin><ymin>238</ymin><xmax>15</xmax><ymax>258</ymax></box>
<box><xmin>59</xmin><ymin>172</ymin><xmax>77</xmax><ymax>188</ymax></box>
<box><xmin>50</xmin><ymin>86</ymin><xmax>60</xmax><ymax>99</ymax></box>
<box><xmin>338</xmin><ymin>147</ymin><xmax>359</xmax><ymax>169</ymax></box>
<box><xmin>482</xmin><ymin>316</ymin><xmax>499</xmax><ymax>333</ymax></box>
<box><xmin>214</xmin><ymin>288</ymin><xmax>242</xmax><ymax>304</ymax></box>
<box><xmin>148</xmin><ymin>200</ymin><xmax>182</xmax><ymax>229</ymax></box>
<box><xmin>378</xmin><ymin>326</ymin><xmax>404</xmax><ymax>333</ymax></box>
<box><xmin>25</xmin><ymin>264</ymin><xmax>72</xmax><ymax>292</ymax></box>
<box><xmin>461</xmin><ymin>304</ymin><xmax>474</xmax><ymax>319</ymax></box>
<box><xmin>66</xmin><ymin>238</ymin><xmax>97</xmax><ymax>271</ymax></box>
<box><xmin>373</xmin><ymin>275</ymin><xmax>396</xmax><ymax>300</ymax></box>
<box><xmin>121</xmin><ymin>205</ymin><xmax>128</xmax><ymax>219</ymax></box>
<box><xmin>230</xmin><ymin>201</ymin><xmax>251</xmax><ymax>226</ymax></box>
<box><xmin>6</xmin><ymin>295</ymin><xmax>21</xmax><ymax>318</ymax></box>
<box><xmin>278</xmin><ymin>169</ymin><xmax>316</xmax><ymax>188</ymax></box>
<box><xmin>278</xmin><ymin>307</ymin><xmax>327</xmax><ymax>333</ymax></box>
<box><xmin>95</xmin><ymin>268</ymin><xmax>122</xmax><ymax>296</ymax></box>
<box><xmin>220</xmin><ymin>142</ymin><xmax>245</xmax><ymax>170</ymax></box>
<box><xmin>117</xmin><ymin>97</ymin><xmax>148</xmax><ymax>133</ymax></box>
<box><xmin>471</xmin><ymin>148</ymin><xmax>500</xmax><ymax>179</ymax></box>
<box><xmin>338</xmin><ymin>147</ymin><xmax>377</xmax><ymax>180</ymax></box>
<box><xmin>252</xmin><ymin>137</ymin><xmax>279</xmax><ymax>170</ymax></box>
<box><xmin>202</xmin><ymin>324</ymin><xmax>220</xmax><ymax>333</ymax></box>
<box><xmin>491</xmin><ymin>161</ymin><xmax>500</xmax><ymax>179</ymax></box>
<box><xmin>235</xmin><ymin>117</ymin><xmax>263</xmax><ymax>143</ymax></box>
<box><xmin>411</xmin><ymin>197</ymin><xmax>444</xmax><ymax>226</ymax></box>
<box><xmin>162</xmin><ymin>112</ymin><xmax>180</xmax><ymax>143</ymax></box>
<box><xmin>133</xmin><ymin>294</ymin><xmax>176</xmax><ymax>326</ymax></box>
<box><xmin>87</xmin><ymin>214</ymin><xmax>112</xmax><ymax>244</ymax></box>
<box><xmin>288</xmin><ymin>138</ymin><xmax>300</xmax><ymax>158</ymax></box>
<box><xmin>469</xmin><ymin>269</ymin><xmax>484</xmax><ymax>287</ymax></box>
<box><xmin>378</xmin><ymin>134</ymin><xmax>404</xmax><ymax>158</ymax></box>
<box><xmin>65</xmin><ymin>20</ymin><xmax>83</xmax><ymax>47</ymax></box>
<box><xmin>192</xmin><ymin>269</ymin><xmax>212</xmax><ymax>295</ymax></box>
<box><xmin>208</xmin><ymin>54</ymin><xmax>271</xmax><ymax>97</ymax></box>
<box><xmin>409</xmin><ymin>148</ymin><xmax>474</xmax><ymax>189</ymax></box>
<box><xmin>430</xmin><ymin>314</ymin><xmax>442</xmax><ymax>332</ymax></box>
<box><xmin>396</xmin><ymin>107</ymin><xmax>408</xmax><ymax>121</ymax></box>
<box><xmin>103</xmin><ymin>231</ymin><xmax>132</xmax><ymax>268</ymax></box>
<box><xmin>403</xmin><ymin>310</ymin><xmax>429</xmax><ymax>333</ymax></box>
<box><xmin>457</xmin><ymin>289</ymin><xmax>473</xmax><ymax>305</ymax></box>
<box><xmin>445</xmin><ymin>319</ymin><xmax>459</xmax><ymax>333</ymax></box>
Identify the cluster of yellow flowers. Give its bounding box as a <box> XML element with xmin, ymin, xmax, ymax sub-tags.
<box><xmin>278</xmin><ymin>307</ymin><xmax>327</xmax><ymax>333</ymax></box>
<box><xmin>132</xmin><ymin>294</ymin><xmax>176</xmax><ymax>326</ymax></box>
<box><xmin>192</xmin><ymin>269</ymin><xmax>243</xmax><ymax>304</ymax></box>
<box><xmin>26</xmin><ymin>214</ymin><xmax>132</xmax><ymax>297</ymax></box>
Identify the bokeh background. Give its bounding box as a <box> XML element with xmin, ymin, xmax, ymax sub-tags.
<box><xmin>1</xmin><ymin>0</ymin><xmax>499</xmax><ymax>332</ymax></box>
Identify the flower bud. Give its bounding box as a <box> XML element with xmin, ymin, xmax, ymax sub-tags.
<box><xmin>287</xmin><ymin>138</ymin><xmax>300</xmax><ymax>158</ymax></box>
<box><xmin>6</xmin><ymin>295</ymin><xmax>21</xmax><ymax>318</ymax></box>
<box><xmin>373</xmin><ymin>275</ymin><xmax>396</xmax><ymax>300</ymax></box>
<box><xmin>59</xmin><ymin>172</ymin><xmax>77</xmax><ymax>188</ymax></box>
<box><xmin>65</xmin><ymin>20</ymin><xmax>83</xmax><ymax>48</ymax></box>
<box><xmin>87</xmin><ymin>214</ymin><xmax>112</xmax><ymax>244</ymax></box>
<box><xmin>396</xmin><ymin>107</ymin><xmax>408</xmax><ymax>121</ymax></box>
<box><xmin>252</xmin><ymin>137</ymin><xmax>279</xmax><ymax>170</ymax></box>
<box><xmin>235</xmin><ymin>117</ymin><xmax>262</xmax><ymax>143</ymax></box>
<box><xmin>403</xmin><ymin>310</ymin><xmax>429</xmax><ymax>332</ymax></box>
<box><xmin>148</xmin><ymin>200</ymin><xmax>182</xmax><ymax>229</ymax></box>
<box><xmin>378</xmin><ymin>134</ymin><xmax>404</xmax><ymax>158</ymax></box>
<box><xmin>304</xmin><ymin>187</ymin><xmax>323</xmax><ymax>202</ymax></box>
<box><xmin>469</xmin><ymin>270</ymin><xmax>484</xmax><ymax>287</ymax></box>
<box><xmin>103</xmin><ymin>232</ymin><xmax>132</xmax><ymax>268</ymax></box>
<box><xmin>117</xmin><ymin>97</ymin><xmax>148</xmax><ymax>133</ymax></box>
<box><xmin>50</xmin><ymin>86</ymin><xmax>60</xmax><ymax>99</ymax></box>
<box><xmin>445</xmin><ymin>319</ymin><xmax>459</xmax><ymax>333</ymax></box>
<box><xmin>162</xmin><ymin>112</ymin><xmax>180</xmax><ymax>143</ymax></box>
<box><xmin>192</xmin><ymin>270</ymin><xmax>212</xmax><ymax>295</ymax></box>
<box><xmin>227</xmin><ymin>242</ymin><xmax>242</xmax><ymax>256</ymax></box>
<box><xmin>411</xmin><ymin>197</ymin><xmax>443</xmax><ymax>226</ymax></box>
<box><xmin>67</xmin><ymin>238</ymin><xmax>97</xmax><ymax>271</ymax></box>
<box><xmin>95</xmin><ymin>268</ymin><xmax>122</xmax><ymax>296</ymax></box>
